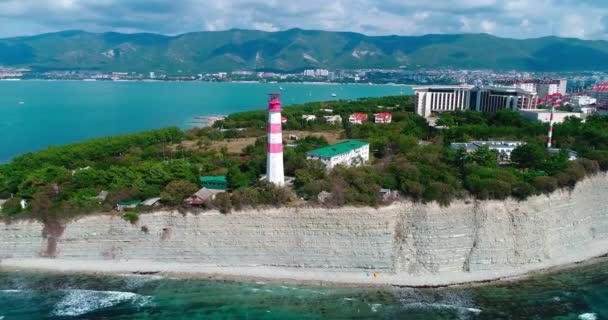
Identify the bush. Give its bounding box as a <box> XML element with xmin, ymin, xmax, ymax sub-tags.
<box><xmin>423</xmin><ymin>182</ymin><xmax>455</xmax><ymax>206</ymax></box>
<box><xmin>400</xmin><ymin>180</ymin><xmax>425</xmax><ymax>200</ymax></box>
<box><xmin>1</xmin><ymin>197</ymin><xmax>23</xmax><ymax>216</ymax></box>
<box><xmin>466</xmin><ymin>177</ymin><xmax>511</xmax><ymax>200</ymax></box>
<box><xmin>585</xmin><ymin>151</ymin><xmax>608</xmax><ymax>171</ymax></box>
<box><xmin>555</xmin><ymin>162</ymin><xmax>586</xmax><ymax>189</ymax></box>
<box><xmin>532</xmin><ymin>176</ymin><xmax>558</xmax><ymax>194</ymax></box>
<box><xmin>511</xmin><ymin>182</ymin><xmax>535</xmax><ymax>200</ymax></box>
<box><xmin>122</xmin><ymin>211</ymin><xmax>139</xmax><ymax>224</ymax></box>
<box><xmin>576</xmin><ymin>158</ymin><xmax>600</xmax><ymax>176</ymax></box>
<box><xmin>210</xmin><ymin>192</ymin><xmax>233</xmax><ymax>214</ymax></box>
<box><xmin>161</xmin><ymin>180</ymin><xmax>199</xmax><ymax>206</ymax></box>
<box><xmin>231</xmin><ymin>188</ymin><xmax>261</xmax><ymax>210</ymax></box>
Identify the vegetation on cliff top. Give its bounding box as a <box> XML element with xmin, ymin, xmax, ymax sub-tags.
<box><xmin>1</xmin><ymin>95</ymin><xmax>607</xmax><ymax>220</ymax></box>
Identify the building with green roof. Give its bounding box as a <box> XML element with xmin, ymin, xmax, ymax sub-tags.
<box><xmin>306</xmin><ymin>140</ymin><xmax>369</xmax><ymax>169</ymax></box>
<box><xmin>200</xmin><ymin>176</ymin><xmax>228</xmax><ymax>190</ymax></box>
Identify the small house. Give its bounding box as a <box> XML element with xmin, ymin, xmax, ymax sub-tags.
<box><xmin>184</xmin><ymin>188</ymin><xmax>225</xmax><ymax>206</ymax></box>
<box><xmin>301</xmin><ymin>115</ymin><xmax>317</xmax><ymax>122</ymax></box>
<box><xmin>281</xmin><ymin>116</ymin><xmax>288</xmax><ymax>124</ymax></box>
<box><xmin>116</xmin><ymin>200</ymin><xmax>140</xmax><ymax>211</ymax></box>
<box><xmin>349</xmin><ymin>113</ymin><xmax>368</xmax><ymax>125</ymax></box>
<box><xmin>200</xmin><ymin>176</ymin><xmax>228</xmax><ymax>191</ymax></box>
<box><xmin>141</xmin><ymin>197</ymin><xmax>162</xmax><ymax>207</ymax></box>
<box><xmin>324</xmin><ymin>115</ymin><xmax>342</xmax><ymax>125</ymax></box>
<box><xmin>374</xmin><ymin>113</ymin><xmax>392</xmax><ymax>124</ymax></box>
<box><xmin>548</xmin><ymin>148</ymin><xmax>578</xmax><ymax>161</ymax></box>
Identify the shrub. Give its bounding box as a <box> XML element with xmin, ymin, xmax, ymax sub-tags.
<box><xmin>423</xmin><ymin>182</ymin><xmax>455</xmax><ymax>206</ymax></box>
<box><xmin>532</xmin><ymin>176</ymin><xmax>558</xmax><ymax>194</ymax></box>
<box><xmin>400</xmin><ymin>180</ymin><xmax>425</xmax><ymax>200</ymax></box>
<box><xmin>466</xmin><ymin>177</ymin><xmax>511</xmax><ymax>200</ymax></box>
<box><xmin>122</xmin><ymin>211</ymin><xmax>139</xmax><ymax>224</ymax></box>
<box><xmin>585</xmin><ymin>151</ymin><xmax>608</xmax><ymax>171</ymax></box>
<box><xmin>1</xmin><ymin>197</ymin><xmax>23</xmax><ymax>216</ymax></box>
<box><xmin>511</xmin><ymin>182</ymin><xmax>535</xmax><ymax>200</ymax></box>
<box><xmin>161</xmin><ymin>180</ymin><xmax>199</xmax><ymax>206</ymax></box>
<box><xmin>231</xmin><ymin>188</ymin><xmax>261</xmax><ymax>210</ymax></box>
<box><xmin>210</xmin><ymin>192</ymin><xmax>233</xmax><ymax>214</ymax></box>
<box><xmin>576</xmin><ymin>158</ymin><xmax>600</xmax><ymax>176</ymax></box>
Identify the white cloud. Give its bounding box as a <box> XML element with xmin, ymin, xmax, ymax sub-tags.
<box><xmin>0</xmin><ymin>0</ymin><xmax>607</xmax><ymax>39</ymax></box>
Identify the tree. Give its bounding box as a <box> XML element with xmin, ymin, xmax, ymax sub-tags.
<box><xmin>161</xmin><ymin>180</ymin><xmax>199</xmax><ymax>206</ymax></box>
<box><xmin>471</xmin><ymin>145</ymin><xmax>497</xmax><ymax>168</ymax></box>
<box><xmin>31</xmin><ymin>184</ymin><xmax>60</xmax><ymax>223</ymax></box>
<box><xmin>511</xmin><ymin>144</ymin><xmax>546</xmax><ymax>169</ymax></box>
<box><xmin>227</xmin><ymin>165</ymin><xmax>251</xmax><ymax>190</ymax></box>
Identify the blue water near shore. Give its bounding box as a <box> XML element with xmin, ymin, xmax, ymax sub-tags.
<box><xmin>0</xmin><ymin>81</ymin><xmax>409</xmax><ymax>162</ymax></box>
<box><xmin>1</xmin><ymin>258</ymin><xmax>607</xmax><ymax>319</ymax></box>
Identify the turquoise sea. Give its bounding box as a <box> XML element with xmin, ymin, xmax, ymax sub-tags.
<box><xmin>0</xmin><ymin>81</ymin><xmax>409</xmax><ymax>162</ymax></box>
<box><xmin>1</xmin><ymin>258</ymin><xmax>607</xmax><ymax>319</ymax></box>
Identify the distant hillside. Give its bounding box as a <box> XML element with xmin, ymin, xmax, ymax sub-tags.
<box><xmin>2</xmin><ymin>29</ymin><xmax>608</xmax><ymax>72</ymax></box>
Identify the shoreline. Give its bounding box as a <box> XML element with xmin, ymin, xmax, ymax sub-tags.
<box><xmin>1</xmin><ymin>79</ymin><xmax>415</xmax><ymax>87</ymax></box>
<box><xmin>3</xmin><ymin>239</ymin><xmax>608</xmax><ymax>288</ymax></box>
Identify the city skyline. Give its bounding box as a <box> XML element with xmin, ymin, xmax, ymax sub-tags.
<box><xmin>1</xmin><ymin>0</ymin><xmax>608</xmax><ymax>40</ymax></box>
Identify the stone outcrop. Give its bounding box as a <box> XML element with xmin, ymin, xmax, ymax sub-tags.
<box><xmin>1</xmin><ymin>173</ymin><xmax>607</xmax><ymax>283</ymax></box>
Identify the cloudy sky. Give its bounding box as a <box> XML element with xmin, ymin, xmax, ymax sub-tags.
<box><xmin>1</xmin><ymin>0</ymin><xmax>607</xmax><ymax>39</ymax></box>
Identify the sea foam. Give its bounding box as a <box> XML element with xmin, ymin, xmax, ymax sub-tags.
<box><xmin>579</xmin><ymin>313</ymin><xmax>597</xmax><ymax>320</ymax></box>
<box><xmin>52</xmin><ymin>290</ymin><xmax>151</xmax><ymax>317</ymax></box>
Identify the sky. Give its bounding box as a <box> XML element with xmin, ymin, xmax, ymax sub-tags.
<box><xmin>1</xmin><ymin>0</ymin><xmax>607</xmax><ymax>40</ymax></box>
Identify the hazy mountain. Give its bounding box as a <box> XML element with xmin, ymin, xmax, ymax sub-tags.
<box><xmin>1</xmin><ymin>29</ymin><xmax>608</xmax><ymax>73</ymax></box>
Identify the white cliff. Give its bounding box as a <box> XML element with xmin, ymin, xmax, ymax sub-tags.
<box><xmin>1</xmin><ymin>173</ymin><xmax>607</xmax><ymax>286</ymax></box>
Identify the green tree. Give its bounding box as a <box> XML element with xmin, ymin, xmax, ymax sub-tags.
<box><xmin>227</xmin><ymin>165</ymin><xmax>251</xmax><ymax>190</ymax></box>
<box><xmin>511</xmin><ymin>144</ymin><xmax>546</xmax><ymax>169</ymax></box>
<box><xmin>161</xmin><ymin>180</ymin><xmax>199</xmax><ymax>206</ymax></box>
<box><xmin>471</xmin><ymin>145</ymin><xmax>497</xmax><ymax>168</ymax></box>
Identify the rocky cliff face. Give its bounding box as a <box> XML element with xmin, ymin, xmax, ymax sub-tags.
<box><xmin>1</xmin><ymin>173</ymin><xmax>607</xmax><ymax>282</ymax></box>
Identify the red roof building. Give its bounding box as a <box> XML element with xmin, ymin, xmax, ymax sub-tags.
<box><xmin>281</xmin><ymin>116</ymin><xmax>287</xmax><ymax>123</ymax></box>
<box><xmin>348</xmin><ymin>113</ymin><xmax>368</xmax><ymax>125</ymax></box>
<box><xmin>374</xmin><ymin>112</ymin><xmax>392</xmax><ymax>124</ymax></box>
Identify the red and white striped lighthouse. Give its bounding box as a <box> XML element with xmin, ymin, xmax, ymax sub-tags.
<box><xmin>547</xmin><ymin>102</ymin><xmax>558</xmax><ymax>149</ymax></box>
<box><xmin>267</xmin><ymin>93</ymin><xmax>285</xmax><ymax>186</ymax></box>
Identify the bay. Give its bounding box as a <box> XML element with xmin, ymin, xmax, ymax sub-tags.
<box><xmin>1</xmin><ymin>258</ymin><xmax>607</xmax><ymax>319</ymax></box>
<box><xmin>0</xmin><ymin>81</ymin><xmax>410</xmax><ymax>162</ymax></box>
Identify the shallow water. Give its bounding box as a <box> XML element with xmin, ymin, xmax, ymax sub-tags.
<box><xmin>1</xmin><ymin>259</ymin><xmax>607</xmax><ymax>319</ymax></box>
<box><xmin>0</xmin><ymin>81</ymin><xmax>409</xmax><ymax>162</ymax></box>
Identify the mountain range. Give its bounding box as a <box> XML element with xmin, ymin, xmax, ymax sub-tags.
<box><xmin>1</xmin><ymin>29</ymin><xmax>608</xmax><ymax>73</ymax></box>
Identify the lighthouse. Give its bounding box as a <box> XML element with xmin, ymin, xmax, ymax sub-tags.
<box><xmin>267</xmin><ymin>93</ymin><xmax>285</xmax><ymax>186</ymax></box>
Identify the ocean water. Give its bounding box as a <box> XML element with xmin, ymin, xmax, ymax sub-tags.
<box><xmin>0</xmin><ymin>81</ymin><xmax>409</xmax><ymax>162</ymax></box>
<box><xmin>1</xmin><ymin>259</ymin><xmax>607</xmax><ymax>319</ymax></box>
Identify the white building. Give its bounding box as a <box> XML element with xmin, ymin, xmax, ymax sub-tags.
<box><xmin>324</xmin><ymin>115</ymin><xmax>342</xmax><ymax>124</ymax></box>
<box><xmin>451</xmin><ymin>141</ymin><xmax>526</xmax><ymax>161</ymax></box>
<box><xmin>303</xmin><ymin>69</ymin><xmax>316</xmax><ymax>77</ymax></box>
<box><xmin>414</xmin><ymin>85</ymin><xmax>475</xmax><ymax>118</ymax></box>
<box><xmin>536</xmin><ymin>83</ymin><xmax>559</xmax><ymax>99</ymax></box>
<box><xmin>307</xmin><ymin>140</ymin><xmax>370</xmax><ymax>169</ymax></box>
<box><xmin>301</xmin><ymin>115</ymin><xmax>317</xmax><ymax>122</ymax></box>
<box><xmin>518</xmin><ymin>109</ymin><xmax>583</xmax><ymax>124</ymax></box>
<box><xmin>570</xmin><ymin>95</ymin><xmax>597</xmax><ymax>107</ymax></box>
<box><xmin>349</xmin><ymin>113</ymin><xmax>368</xmax><ymax>124</ymax></box>
<box><xmin>374</xmin><ymin>113</ymin><xmax>392</xmax><ymax>124</ymax></box>
<box><xmin>414</xmin><ymin>85</ymin><xmax>538</xmax><ymax>117</ymax></box>
<box><xmin>475</xmin><ymin>87</ymin><xmax>538</xmax><ymax>113</ymax></box>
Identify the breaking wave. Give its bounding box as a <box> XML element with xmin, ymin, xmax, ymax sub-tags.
<box><xmin>52</xmin><ymin>290</ymin><xmax>151</xmax><ymax>317</ymax></box>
